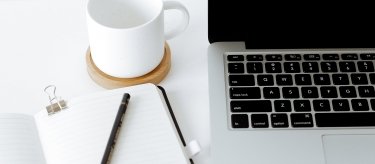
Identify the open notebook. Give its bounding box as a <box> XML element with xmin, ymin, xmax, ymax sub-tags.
<box><xmin>0</xmin><ymin>83</ymin><xmax>194</xmax><ymax>164</ymax></box>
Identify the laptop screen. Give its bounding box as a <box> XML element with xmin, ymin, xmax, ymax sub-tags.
<box><xmin>208</xmin><ymin>1</ymin><xmax>375</xmax><ymax>49</ymax></box>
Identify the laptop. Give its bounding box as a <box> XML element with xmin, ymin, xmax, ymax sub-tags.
<box><xmin>207</xmin><ymin>1</ymin><xmax>375</xmax><ymax>164</ymax></box>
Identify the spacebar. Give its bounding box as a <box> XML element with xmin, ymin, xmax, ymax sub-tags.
<box><xmin>316</xmin><ymin>113</ymin><xmax>375</xmax><ymax>127</ymax></box>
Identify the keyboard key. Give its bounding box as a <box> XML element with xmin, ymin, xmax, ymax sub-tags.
<box><xmin>316</xmin><ymin>113</ymin><xmax>375</xmax><ymax>127</ymax></box>
<box><xmin>342</xmin><ymin>53</ymin><xmax>358</xmax><ymax>60</ymax></box>
<box><xmin>358</xmin><ymin>86</ymin><xmax>375</xmax><ymax>97</ymax></box>
<box><xmin>265</xmin><ymin>62</ymin><xmax>282</xmax><ymax>73</ymax></box>
<box><xmin>247</xmin><ymin>62</ymin><xmax>263</xmax><ymax>73</ymax></box>
<box><xmin>302</xmin><ymin>62</ymin><xmax>319</xmax><ymax>73</ymax></box>
<box><xmin>320</xmin><ymin>87</ymin><xmax>338</xmax><ymax>98</ymax></box>
<box><xmin>230</xmin><ymin>100</ymin><xmax>272</xmax><ymax>112</ymax></box>
<box><xmin>247</xmin><ymin>55</ymin><xmax>263</xmax><ymax>61</ymax></box>
<box><xmin>229</xmin><ymin>75</ymin><xmax>255</xmax><ymax>86</ymax></box>
<box><xmin>304</xmin><ymin>54</ymin><xmax>320</xmax><ymax>60</ymax></box>
<box><xmin>339</xmin><ymin>62</ymin><xmax>356</xmax><ymax>72</ymax></box>
<box><xmin>357</xmin><ymin>61</ymin><xmax>374</xmax><ymax>72</ymax></box>
<box><xmin>332</xmin><ymin>74</ymin><xmax>350</xmax><ymax>85</ymax></box>
<box><xmin>321</xmin><ymin>62</ymin><xmax>338</xmax><ymax>72</ymax></box>
<box><xmin>231</xmin><ymin>114</ymin><xmax>249</xmax><ymax>128</ymax></box>
<box><xmin>323</xmin><ymin>54</ymin><xmax>339</xmax><ymax>60</ymax></box>
<box><xmin>285</xmin><ymin>54</ymin><xmax>301</xmax><ymax>61</ymax></box>
<box><xmin>313</xmin><ymin>100</ymin><xmax>331</xmax><ymax>111</ymax></box>
<box><xmin>295</xmin><ymin>74</ymin><xmax>312</xmax><ymax>85</ymax></box>
<box><xmin>371</xmin><ymin>99</ymin><xmax>375</xmax><ymax>110</ymax></box>
<box><xmin>274</xmin><ymin>100</ymin><xmax>292</xmax><ymax>112</ymax></box>
<box><xmin>228</xmin><ymin>63</ymin><xmax>245</xmax><ymax>73</ymax></box>
<box><xmin>266</xmin><ymin>54</ymin><xmax>282</xmax><ymax>61</ymax></box>
<box><xmin>370</xmin><ymin>73</ymin><xmax>375</xmax><ymax>84</ymax></box>
<box><xmin>271</xmin><ymin>114</ymin><xmax>289</xmax><ymax>128</ymax></box>
<box><xmin>294</xmin><ymin>100</ymin><xmax>311</xmax><ymax>112</ymax></box>
<box><xmin>257</xmin><ymin>75</ymin><xmax>274</xmax><ymax>86</ymax></box>
<box><xmin>332</xmin><ymin>99</ymin><xmax>350</xmax><ymax>111</ymax></box>
<box><xmin>251</xmin><ymin>114</ymin><xmax>269</xmax><ymax>128</ymax></box>
<box><xmin>276</xmin><ymin>75</ymin><xmax>293</xmax><ymax>85</ymax></box>
<box><xmin>284</xmin><ymin>62</ymin><xmax>301</xmax><ymax>73</ymax></box>
<box><xmin>227</xmin><ymin>55</ymin><xmax>244</xmax><ymax>61</ymax></box>
<box><xmin>351</xmin><ymin>74</ymin><xmax>368</xmax><ymax>85</ymax></box>
<box><xmin>313</xmin><ymin>74</ymin><xmax>331</xmax><ymax>85</ymax></box>
<box><xmin>301</xmin><ymin>87</ymin><xmax>319</xmax><ymax>98</ymax></box>
<box><xmin>339</xmin><ymin>86</ymin><xmax>357</xmax><ymax>98</ymax></box>
<box><xmin>351</xmin><ymin>99</ymin><xmax>369</xmax><ymax>111</ymax></box>
<box><xmin>263</xmin><ymin>87</ymin><xmax>280</xmax><ymax>99</ymax></box>
<box><xmin>229</xmin><ymin>87</ymin><xmax>261</xmax><ymax>99</ymax></box>
<box><xmin>282</xmin><ymin>87</ymin><xmax>300</xmax><ymax>98</ymax></box>
<box><xmin>291</xmin><ymin>113</ymin><xmax>314</xmax><ymax>128</ymax></box>
<box><xmin>360</xmin><ymin>53</ymin><xmax>375</xmax><ymax>60</ymax></box>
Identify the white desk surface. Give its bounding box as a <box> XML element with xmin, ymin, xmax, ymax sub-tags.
<box><xmin>0</xmin><ymin>0</ymin><xmax>210</xmax><ymax>163</ymax></box>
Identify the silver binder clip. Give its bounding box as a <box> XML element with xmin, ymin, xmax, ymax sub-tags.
<box><xmin>44</xmin><ymin>85</ymin><xmax>68</xmax><ymax>115</ymax></box>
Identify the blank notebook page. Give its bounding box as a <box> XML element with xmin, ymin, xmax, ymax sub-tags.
<box><xmin>34</xmin><ymin>84</ymin><xmax>189</xmax><ymax>164</ymax></box>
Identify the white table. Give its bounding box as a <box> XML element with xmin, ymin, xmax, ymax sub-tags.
<box><xmin>0</xmin><ymin>0</ymin><xmax>210</xmax><ymax>163</ymax></box>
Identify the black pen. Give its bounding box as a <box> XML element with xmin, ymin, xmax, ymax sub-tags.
<box><xmin>101</xmin><ymin>93</ymin><xmax>130</xmax><ymax>164</ymax></box>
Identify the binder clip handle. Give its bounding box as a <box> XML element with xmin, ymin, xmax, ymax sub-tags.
<box><xmin>44</xmin><ymin>85</ymin><xmax>67</xmax><ymax>115</ymax></box>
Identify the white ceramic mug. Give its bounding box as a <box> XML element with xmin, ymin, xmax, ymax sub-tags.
<box><xmin>87</xmin><ymin>0</ymin><xmax>189</xmax><ymax>78</ymax></box>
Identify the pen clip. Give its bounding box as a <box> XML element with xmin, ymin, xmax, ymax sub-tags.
<box><xmin>44</xmin><ymin>85</ymin><xmax>68</xmax><ymax>115</ymax></box>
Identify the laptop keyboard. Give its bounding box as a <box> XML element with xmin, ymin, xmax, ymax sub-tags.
<box><xmin>226</xmin><ymin>53</ymin><xmax>375</xmax><ymax>129</ymax></box>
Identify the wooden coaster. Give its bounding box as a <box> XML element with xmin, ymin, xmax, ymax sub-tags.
<box><xmin>86</xmin><ymin>43</ymin><xmax>171</xmax><ymax>89</ymax></box>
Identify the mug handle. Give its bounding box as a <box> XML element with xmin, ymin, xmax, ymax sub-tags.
<box><xmin>163</xmin><ymin>1</ymin><xmax>190</xmax><ymax>40</ymax></box>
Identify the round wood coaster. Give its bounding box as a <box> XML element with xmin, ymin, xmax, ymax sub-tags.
<box><xmin>86</xmin><ymin>43</ymin><xmax>171</xmax><ymax>89</ymax></box>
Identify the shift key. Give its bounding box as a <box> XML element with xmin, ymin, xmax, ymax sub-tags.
<box><xmin>230</xmin><ymin>87</ymin><xmax>261</xmax><ymax>99</ymax></box>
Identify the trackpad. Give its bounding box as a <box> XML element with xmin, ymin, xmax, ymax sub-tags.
<box><xmin>323</xmin><ymin>134</ymin><xmax>375</xmax><ymax>164</ymax></box>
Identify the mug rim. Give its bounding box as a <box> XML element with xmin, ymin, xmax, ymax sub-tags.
<box><xmin>87</xmin><ymin>0</ymin><xmax>164</xmax><ymax>30</ymax></box>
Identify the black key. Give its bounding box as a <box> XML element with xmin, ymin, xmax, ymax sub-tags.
<box><xmin>360</xmin><ymin>53</ymin><xmax>375</xmax><ymax>60</ymax></box>
<box><xmin>227</xmin><ymin>55</ymin><xmax>244</xmax><ymax>61</ymax></box>
<box><xmin>263</xmin><ymin>87</ymin><xmax>280</xmax><ymax>99</ymax></box>
<box><xmin>304</xmin><ymin>54</ymin><xmax>320</xmax><ymax>60</ymax></box>
<box><xmin>271</xmin><ymin>114</ymin><xmax>289</xmax><ymax>128</ymax></box>
<box><xmin>323</xmin><ymin>54</ymin><xmax>339</xmax><ymax>60</ymax></box>
<box><xmin>320</xmin><ymin>87</ymin><xmax>338</xmax><ymax>98</ymax></box>
<box><xmin>370</xmin><ymin>73</ymin><xmax>375</xmax><ymax>84</ymax></box>
<box><xmin>357</xmin><ymin>61</ymin><xmax>374</xmax><ymax>72</ymax></box>
<box><xmin>342</xmin><ymin>53</ymin><xmax>358</xmax><ymax>60</ymax></box>
<box><xmin>282</xmin><ymin>87</ymin><xmax>299</xmax><ymax>98</ymax></box>
<box><xmin>351</xmin><ymin>99</ymin><xmax>369</xmax><ymax>111</ymax></box>
<box><xmin>294</xmin><ymin>100</ymin><xmax>311</xmax><ymax>112</ymax></box>
<box><xmin>231</xmin><ymin>114</ymin><xmax>249</xmax><ymax>128</ymax></box>
<box><xmin>265</xmin><ymin>62</ymin><xmax>282</xmax><ymax>73</ymax></box>
<box><xmin>247</xmin><ymin>62</ymin><xmax>263</xmax><ymax>73</ymax></box>
<box><xmin>295</xmin><ymin>74</ymin><xmax>312</xmax><ymax>85</ymax></box>
<box><xmin>257</xmin><ymin>75</ymin><xmax>274</xmax><ymax>86</ymax></box>
<box><xmin>276</xmin><ymin>75</ymin><xmax>293</xmax><ymax>85</ymax></box>
<box><xmin>332</xmin><ymin>99</ymin><xmax>350</xmax><ymax>111</ymax></box>
<box><xmin>303</xmin><ymin>62</ymin><xmax>319</xmax><ymax>73</ymax></box>
<box><xmin>332</xmin><ymin>74</ymin><xmax>350</xmax><ymax>85</ymax></box>
<box><xmin>358</xmin><ymin>86</ymin><xmax>375</xmax><ymax>98</ymax></box>
<box><xmin>371</xmin><ymin>99</ymin><xmax>375</xmax><ymax>110</ymax></box>
<box><xmin>231</xmin><ymin>100</ymin><xmax>272</xmax><ymax>112</ymax></box>
<box><xmin>313</xmin><ymin>74</ymin><xmax>331</xmax><ymax>85</ymax></box>
<box><xmin>316</xmin><ymin>113</ymin><xmax>375</xmax><ymax>127</ymax></box>
<box><xmin>229</xmin><ymin>87</ymin><xmax>261</xmax><ymax>99</ymax></box>
<box><xmin>351</xmin><ymin>74</ymin><xmax>368</xmax><ymax>85</ymax></box>
<box><xmin>247</xmin><ymin>55</ymin><xmax>263</xmax><ymax>61</ymax></box>
<box><xmin>301</xmin><ymin>87</ymin><xmax>319</xmax><ymax>98</ymax></box>
<box><xmin>274</xmin><ymin>100</ymin><xmax>292</xmax><ymax>112</ymax></box>
<box><xmin>266</xmin><ymin>54</ymin><xmax>282</xmax><ymax>61</ymax></box>
<box><xmin>251</xmin><ymin>114</ymin><xmax>269</xmax><ymax>128</ymax></box>
<box><xmin>228</xmin><ymin>63</ymin><xmax>244</xmax><ymax>73</ymax></box>
<box><xmin>321</xmin><ymin>62</ymin><xmax>338</xmax><ymax>72</ymax></box>
<box><xmin>229</xmin><ymin>75</ymin><xmax>255</xmax><ymax>86</ymax></box>
<box><xmin>339</xmin><ymin>86</ymin><xmax>357</xmax><ymax>98</ymax></box>
<box><xmin>339</xmin><ymin>62</ymin><xmax>356</xmax><ymax>72</ymax></box>
<box><xmin>291</xmin><ymin>113</ymin><xmax>314</xmax><ymax>128</ymax></box>
<box><xmin>284</xmin><ymin>62</ymin><xmax>301</xmax><ymax>73</ymax></box>
<box><xmin>313</xmin><ymin>100</ymin><xmax>331</xmax><ymax>111</ymax></box>
<box><xmin>285</xmin><ymin>54</ymin><xmax>301</xmax><ymax>61</ymax></box>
